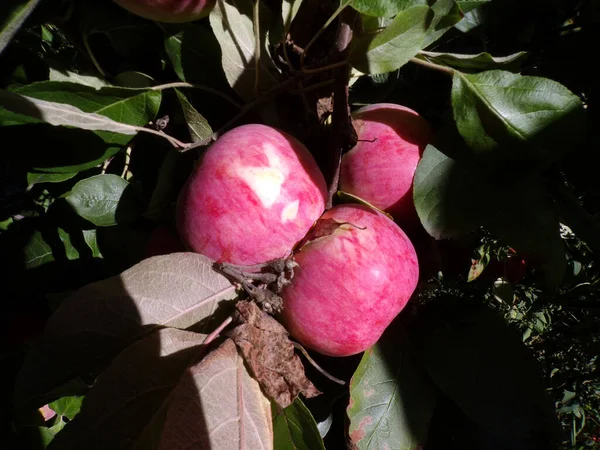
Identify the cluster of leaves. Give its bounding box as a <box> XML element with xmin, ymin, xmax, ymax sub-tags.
<box><xmin>1</xmin><ymin>0</ymin><xmax>599</xmax><ymax>449</ymax></box>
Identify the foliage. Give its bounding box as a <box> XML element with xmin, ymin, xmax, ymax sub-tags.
<box><xmin>1</xmin><ymin>0</ymin><xmax>598</xmax><ymax>449</ymax></box>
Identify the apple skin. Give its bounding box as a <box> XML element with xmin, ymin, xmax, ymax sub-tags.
<box><xmin>113</xmin><ymin>0</ymin><xmax>216</xmax><ymax>23</ymax></box>
<box><xmin>339</xmin><ymin>103</ymin><xmax>432</xmax><ymax>228</ymax></box>
<box><xmin>177</xmin><ymin>124</ymin><xmax>327</xmax><ymax>266</ymax></box>
<box><xmin>280</xmin><ymin>204</ymin><xmax>419</xmax><ymax>357</ymax></box>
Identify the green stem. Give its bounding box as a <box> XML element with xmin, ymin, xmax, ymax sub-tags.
<box><xmin>301</xmin><ymin>3</ymin><xmax>346</xmax><ymax>63</ymax></box>
<box><xmin>82</xmin><ymin>33</ymin><xmax>106</xmax><ymax>78</ymax></box>
<box><xmin>151</xmin><ymin>82</ymin><xmax>241</xmax><ymax>108</ymax></box>
<box><xmin>410</xmin><ymin>55</ymin><xmax>455</xmax><ymax>76</ymax></box>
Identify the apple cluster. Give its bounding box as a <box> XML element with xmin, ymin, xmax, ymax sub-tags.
<box><xmin>173</xmin><ymin>104</ymin><xmax>431</xmax><ymax>356</ymax></box>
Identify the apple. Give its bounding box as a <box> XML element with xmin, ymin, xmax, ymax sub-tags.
<box><xmin>339</xmin><ymin>103</ymin><xmax>432</xmax><ymax>229</ymax></box>
<box><xmin>280</xmin><ymin>204</ymin><xmax>419</xmax><ymax>357</ymax></box>
<box><xmin>113</xmin><ymin>0</ymin><xmax>216</xmax><ymax>23</ymax></box>
<box><xmin>177</xmin><ymin>124</ymin><xmax>327</xmax><ymax>266</ymax></box>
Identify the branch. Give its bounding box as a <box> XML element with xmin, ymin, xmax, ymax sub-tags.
<box><xmin>325</xmin><ymin>9</ymin><xmax>358</xmax><ymax>209</ymax></box>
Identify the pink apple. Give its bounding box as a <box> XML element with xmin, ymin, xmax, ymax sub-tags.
<box><xmin>339</xmin><ymin>103</ymin><xmax>432</xmax><ymax>228</ymax></box>
<box><xmin>177</xmin><ymin>124</ymin><xmax>327</xmax><ymax>266</ymax></box>
<box><xmin>113</xmin><ymin>0</ymin><xmax>216</xmax><ymax>23</ymax></box>
<box><xmin>280</xmin><ymin>204</ymin><xmax>419</xmax><ymax>357</ymax></box>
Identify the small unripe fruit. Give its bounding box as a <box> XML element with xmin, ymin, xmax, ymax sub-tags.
<box><xmin>340</xmin><ymin>103</ymin><xmax>432</xmax><ymax>226</ymax></box>
<box><xmin>113</xmin><ymin>0</ymin><xmax>216</xmax><ymax>23</ymax></box>
<box><xmin>280</xmin><ymin>204</ymin><xmax>419</xmax><ymax>357</ymax></box>
<box><xmin>177</xmin><ymin>124</ymin><xmax>327</xmax><ymax>266</ymax></box>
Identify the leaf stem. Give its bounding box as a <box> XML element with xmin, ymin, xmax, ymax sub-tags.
<box><xmin>82</xmin><ymin>33</ymin><xmax>106</xmax><ymax>78</ymax></box>
<box><xmin>292</xmin><ymin>342</ymin><xmax>346</xmax><ymax>385</ymax></box>
<box><xmin>253</xmin><ymin>0</ymin><xmax>261</xmax><ymax>94</ymax></box>
<box><xmin>131</xmin><ymin>126</ymin><xmax>189</xmax><ymax>148</ymax></box>
<box><xmin>151</xmin><ymin>82</ymin><xmax>241</xmax><ymax>109</ymax></box>
<box><xmin>196</xmin><ymin>315</ymin><xmax>234</xmax><ymax>361</ymax></box>
<box><xmin>301</xmin><ymin>3</ymin><xmax>346</xmax><ymax>63</ymax></box>
<box><xmin>410</xmin><ymin>56</ymin><xmax>455</xmax><ymax>76</ymax></box>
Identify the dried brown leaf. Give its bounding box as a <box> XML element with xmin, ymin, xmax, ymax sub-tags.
<box><xmin>227</xmin><ymin>301</ymin><xmax>321</xmax><ymax>408</ymax></box>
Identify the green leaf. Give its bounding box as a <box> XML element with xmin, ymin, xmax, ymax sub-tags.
<box><xmin>421</xmin><ymin>0</ymin><xmax>463</xmax><ymax>48</ymax></box>
<box><xmin>351</xmin><ymin>5</ymin><xmax>432</xmax><ymax>74</ymax></box>
<box><xmin>49</xmin><ymin>396</ymin><xmax>83</xmax><ymax>420</ymax></box>
<box><xmin>22</xmin><ymin>228</ymin><xmax>100</xmax><ymax>270</ymax></box>
<box><xmin>27</xmin><ymin>172</ymin><xmax>77</xmax><ymax>187</ymax></box>
<box><xmin>0</xmin><ymin>0</ymin><xmax>42</xmax><ymax>56</ymax></box>
<box><xmin>419</xmin><ymin>50</ymin><xmax>529</xmax><ymax>72</ymax></box>
<box><xmin>23</xmin><ymin>230</ymin><xmax>55</xmax><ymax>269</ymax></box>
<box><xmin>175</xmin><ymin>89</ymin><xmax>213</xmax><ymax>143</ymax></box>
<box><xmin>0</xmin><ymin>82</ymin><xmax>162</xmax><ymax>173</ymax></box>
<box><xmin>413</xmin><ymin>145</ymin><xmax>494</xmax><ymax>239</ymax></box>
<box><xmin>455</xmin><ymin>0</ymin><xmax>491</xmax><ymax>14</ymax></box>
<box><xmin>48</xmin><ymin>68</ymin><xmax>110</xmax><ymax>89</ymax></box>
<box><xmin>82</xmin><ymin>229</ymin><xmax>102</xmax><ymax>258</ymax></box>
<box><xmin>273</xmin><ymin>399</ymin><xmax>326</xmax><ymax>450</ymax></box>
<box><xmin>413</xmin><ymin>145</ymin><xmax>566</xmax><ymax>286</ymax></box>
<box><xmin>39</xmin><ymin>419</ymin><xmax>67</xmax><ymax>447</ymax></box>
<box><xmin>347</xmin><ymin>325</ymin><xmax>436</xmax><ymax>450</ymax></box>
<box><xmin>451</xmin><ymin>70</ymin><xmax>585</xmax><ymax>166</ymax></box>
<box><xmin>65</xmin><ymin>174</ymin><xmax>137</xmax><ymax>227</ymax></box>
<box><xmin>454</xmin><ymin>7</ymin><xmax>485</xmax><ymax>32</ymax></box>
<box><xmin>209</xmin><ymin>0</ymin><xmax>280</xmax><ymax>101</ymax></box>
<box><xmin>16</xmin><ymin>253</ymin><xmax>238</xmax><ymax>409</ymax></box>
<box><xmin>409</xmin><ymin>298</ymin><xmax>562</xmax><ymax>443</ymax></box>
<box><xmin>350</xmin><ymin>0</ymin><xmax>427</xmax><ymax>17</ymax></box>
<box><xmin>163</xmin><ymin>23</ymin><xmax>229</xmax><ymax>87</ymax></box>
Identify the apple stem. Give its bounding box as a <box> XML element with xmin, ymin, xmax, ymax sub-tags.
<box><xmin>292</xmin><ymin>341</ymin><xmax>346</xmax><ymax>385</ymax></box>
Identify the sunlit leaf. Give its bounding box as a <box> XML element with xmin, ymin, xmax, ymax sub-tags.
<box><xmin>209</xmin><ymin>0</ymin><xmax>279</xmax><ymax>101</ymax></box>
<box><xmin>155</xmin><ymin>339</ymin><xmax>273</xmax><ymax>450</ymax></box>
<box><xmin>347</xmin><ymin>325</ymin><xmax>436</xmax><ymax>449</ymax></box>
<box><xmin>0</xmin><ymin>0</ymin><xmax>42</xmax><ymax>56</ymax></box>
<box><xmin>451</xmin><ymin>70</ymin><xmax>585</xmax><ymax>166</ymax></box>
<box><xmin>419</xmin><ymin>50</ymin><xmax>528</xmax><ymax>72</ymax></box>
<box><xmin>16</xmin><ymin>253</ymin><xmax>238</xmax><ymax>408</ymax></box>
<box><xmin>175</xmin><ymin>89</ymin><xmax>212</xmax><ymax>142</ymax></box>
<box><xmin>65</xmin><ymin>174</ymin><xmax>137</xmax><ymax>227</ymax></box>
<box><xmin>351</xmin><ymin>6</ymin><xmax>432</xmax><ymax>74</ymax></box>
<box><xmin>350</xmin><ymin>0</ymin><xmax>427</xmax><ymax>17</ymax></box>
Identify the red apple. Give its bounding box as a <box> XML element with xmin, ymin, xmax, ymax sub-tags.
<box><xmin>113</xmin><ymin>0</ymin><xmax>216</xmax><ymax>23</ymax></box>
<box><xmin>280</xmin><ymin>204</ymin><xmax>419</xmax><ymax>357</ymax></box>
<box><xmin>177</xmin><ymin>124</ymin><xmax>327</xmax><ymax>266</ymax></box>
<box><xmin>339</xmin><ymin>103</ymin><xmax>432</xmax><ymax>229</ymax></box>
